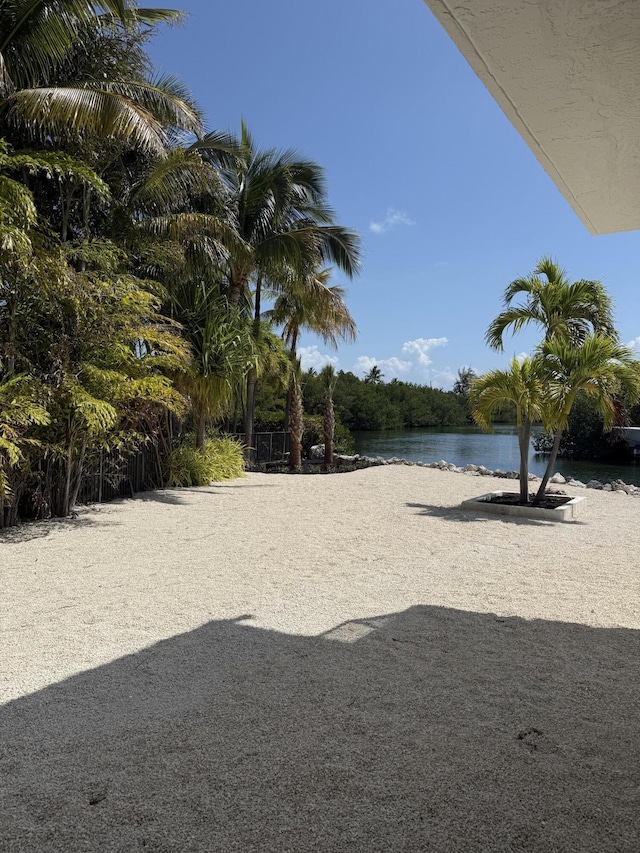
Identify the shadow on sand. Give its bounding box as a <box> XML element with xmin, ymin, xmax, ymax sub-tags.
<box><xmin>406</xmin><ymin>501</ymin><xmax>586</xmax><ymax>527</ymax></box>
<box><xmin>2</xmin><ymin>606</ymin><xmax>638</xmax><ymax>851</ymax></box>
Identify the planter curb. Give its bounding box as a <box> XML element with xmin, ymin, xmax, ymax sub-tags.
<box><xmin>460</xmin><ymin>491</ymin><xmax>586</xmax><ymax>522</ymax></box>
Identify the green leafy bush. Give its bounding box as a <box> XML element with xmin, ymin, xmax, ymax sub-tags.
<box><xmin>302</xmin><ymin>414</ymin><xmax>354</xmax><ymax>456</ymax></box>
<box><xmin>166</xmin><ymin>437</ymin><xmax>245</xmax><ymax>486</ymax></box>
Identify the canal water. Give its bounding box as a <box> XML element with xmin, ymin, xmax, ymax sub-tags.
<box><xmin>352</xmin><ymin>425</ymin><xmax>640</xmax><ymax>486</ymax></box>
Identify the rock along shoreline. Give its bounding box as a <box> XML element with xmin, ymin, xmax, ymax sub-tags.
<box><xmin>350</xmin><ymin>455</ymin><xmax>640</xmax><ymax>496</ymax></box>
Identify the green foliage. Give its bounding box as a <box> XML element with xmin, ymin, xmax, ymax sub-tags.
<box><xmin>301</xmin><ymin>414</ymin><xmax>354</xmax><ymax>456</ymax></box>
<box><xmin>532</xmin><ymin>391</ymin><xmax>630</xmax><ymax>461</ymax></box>
<box><xmin>166</xmin><ymin>437</ymin><xmax>245</xmax><ymax>487</ymax></box>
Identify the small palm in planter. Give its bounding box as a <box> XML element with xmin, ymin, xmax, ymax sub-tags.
<box><xmin>531</xmin><ymin>335</ymin><xmax>640</xmax><ymax>504</ymax></box>
<box><xmin>470</xmin><ymin>356</ymin><xmax>545</xmax><ymax>505</ymax></box>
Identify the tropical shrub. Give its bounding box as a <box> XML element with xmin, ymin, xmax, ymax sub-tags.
<box><xmin>166</xmin><ymin>437</ymin><xmax>245</xmax><ymax>487</ymax></box>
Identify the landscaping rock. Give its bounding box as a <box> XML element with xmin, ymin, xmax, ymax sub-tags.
<box><xmin>309</xmin><ymin>444</ymin><xmax>324</xmax><ymax>459</ymax></box>
<box><xmin>586</xmin><ymin>480</ymin><xmax>604</xmax><ymax>490</ymax></box>
<box><xmin>550</xmin><ymin>473</ymin><xmax>566</xmax><ymax>484</ymax></box>
<box><xmin>436</xmin><ymin>460</ymin><xmax>448</xmax><ymax>469</ymax></box>
<box><xmin>464</xmin><ymin>464</ymin><xmax>479</xmax><ymax>472</ymax></box>
<box><xmin>567</xmin><ymin>479</ymin><xmax>586</xmax><ymax>488</ymax></box>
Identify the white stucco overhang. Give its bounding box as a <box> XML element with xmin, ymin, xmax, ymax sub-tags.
<box><xmin>422</xmin><ymin>0</ymin><xmax>640</xmax><ymax>235</ymax></box>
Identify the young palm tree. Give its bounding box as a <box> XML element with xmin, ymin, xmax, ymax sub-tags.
<box><xmin>164</xmin><ymin>286</ymin><xmax>255</xmax><ymax>452</ymax></box>
<box><xmin>486</xmin><ymin>257</ymin><xmax>616</xmax><ymax>351</ymax></box>
<box><xmin>265</xmin><ymin>267</ymin><xmax>356</xmax><ymax>432</ymax></box>
<box><xmin>532</xmin><ymin>335</ymin><xmax>640</xmax><ymax>504</ymax></box>
<box><xmin>320</xmin><ymin>364</ymin><xmax>337</xmax><ymax>469</ymax></box>
<box><xmin>471</xmin><ymin>357</ymin><xmax>546</xmax><ymax>504</ymax></box>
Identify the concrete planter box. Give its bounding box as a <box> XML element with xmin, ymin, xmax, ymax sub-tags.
<box><xmin>460</xmin><ymin>491</ymin><xmax>585</xmax><ymax>522</ymax></box>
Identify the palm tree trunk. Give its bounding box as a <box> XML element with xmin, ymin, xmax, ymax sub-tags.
<box><xmin>243</xmin><ymin>274</ymin><xmax>262</xmax><ymax>463</ymax></box>
<box><xmin>284</xmin><ymin>335</ymin><xmax>298</xmax><ymax>433</ymax></box>
<box><xmin>196</xmin><ymin>411</ymin><xmax>206</xmax><ymax>453</ymax></box>
<box><xmin>517</xmin><ymin>419</ymin><xmax>531</xmax><ymax>504</ymax></box>
<box><xmin>533</xmin><ymin>427</ymin><xmax>564</xmax><ymax>505</ymax></box>
<box><xmin>288</xmin><ymin>378</ymin><xmax>303</xmax><ymax>469</ymax></box>
<box><xmin>324</xmin><ymin>396</ymin><xmax>335</xmax><ymax>470</ymax></box>
<box><xmin>243</xmin><ymin>367</ymin><xmax>258</xmax><ymax>464</ymax></box>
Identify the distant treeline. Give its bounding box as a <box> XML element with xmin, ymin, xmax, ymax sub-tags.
<box><xmin>255</xmin><ymin>368</ymin><xmax>516</xmax><ymax>434</ymax></box>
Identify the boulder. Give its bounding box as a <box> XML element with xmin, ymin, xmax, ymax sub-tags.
<box><xmin>550</xmin><ymin>473</ymin><xmax>566</xmax><ymax>484</ymax></box>
<box><xmin>610</xmin><ymin>479</ymin><xmax>629</xmax><ymax>492</ymax></box>
<box><xmin>477</xmin><ymin>466</ymin><xmax>493</xmax><ymax>476</ymax></box>
<box><xmin>566</xmin><ymin>479</ymin><xmax>586</xmax><ymax>488</ymax></box>
<box><xmin>586</xmin><ymin>480</ymin><xmax>604</xmax><ymax>490</ymax></box>
<box><xmin>309</xmin><ymin>444</ymin><xmax>325</xmax><ymax>459</ymax></box>
<box><xmin>436</xmin><ymin>460</ymin><xmax>449</xmax><ymax>469</ymax></box>
<box><xmin>464</xmin><ymin>463</ymin><xmax>479</xmax><ymax>472</ymax></box>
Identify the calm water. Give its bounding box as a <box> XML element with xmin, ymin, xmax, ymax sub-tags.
<box><xmin>352</xmin><ymin>425</ymin><xmax>640</xmax><ymax>486</ymax></box>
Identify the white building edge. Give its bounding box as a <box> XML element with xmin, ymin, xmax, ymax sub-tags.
<box><xmin>422</xmin><ymin>0</ymin><xmax>640</xmax><ymax>236</ymax></box>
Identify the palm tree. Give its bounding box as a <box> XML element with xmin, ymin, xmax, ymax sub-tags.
<box><xmin>265</xmin><ymin>267</ymin><xmax>356</xmax><ymax>432</ymax></box>
<box><xmin>320</xmin><ymin>364</ymin><xmax>337</xmax><ymax>469</ymax></box>
<box><xmin>197</xmin><ymin>124</ymin><xmax>360</xmax><ymax>459</ymax></box>
<box><xmin>532</xmin><ymin>335</ymin><xmax>640</xmax><ymax>504</ymax></box>
<box><xmin>364</xmin><ymin>365</ymin><xmax>384</xmax><ymax>384</ymax></box>
<box><xmin>486</xmin><ymin>257</ymin><xmax>616</xmax><ymax>351</ymax></box>
<box><xmin>0</xmin><ymin>1</ymin><xmax>201</xmax><ymax>153</ymax></box>
<box><xmin>214</xmin><ymin>122</ymin><xmax>361</xmax><ymax>310</ymax></box>
<box><xmin>471</xmin><ymin>357</ymin><xmax>546</xmax><ymax>504</ymax></box>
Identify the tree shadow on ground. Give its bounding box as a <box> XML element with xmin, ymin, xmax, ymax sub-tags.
<box><xmin>405</xmin><ymin>501</ymin><xmax>570</xmax><ymax>527</ymax></box>
<box><xmin>0</xmin><ymin>513</ymin><xmax>117</xmax><ymax>544</ymax></box>
<box><xmin>2</xmin><ymin>606</ymin><xmax>638</xmax><ymax>851</ymax></box>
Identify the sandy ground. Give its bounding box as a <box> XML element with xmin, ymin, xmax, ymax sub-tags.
<box><xmin>1</xmin><ymin>466</ymin><xmax>639</xmax><ymax>852</ymax></box>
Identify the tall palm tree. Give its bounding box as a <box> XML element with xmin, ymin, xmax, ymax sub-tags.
<box><xmin>471</xmin><ymin>357</ymin><xmax>546</xmax><ymax>504</ymax></box>
<box><xmin>0</xmin><ymin>1</ymin><xmax>201</xmax><ymax>153</ymax></box>
<box><xmin>486</xmin><ymin>257</ymin><xmax>616</xmax><ymax>351</ymax></box>
<box><xmin>196</xmin><ymin>123</ymin><xmax>359</xmax><ymax>459</ymax></box>
<box><xmin>532</xmin><ymin>335</ymin><xmax>640</xmax><ymax>504</ymax></box>
<box><xmin>213</xmin><ymin>122</ymin><xmax>361</xmax><ymax>310</ymax></box>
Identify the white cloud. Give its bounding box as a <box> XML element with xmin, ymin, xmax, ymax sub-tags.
<box><xmin>298</xmin><ymin>346</ymin><xmax>339</xmax><ymax>372</ymax></box>
<box><xmin>353</xmin><ymin>355</ymin><xmax>412</xmax><ymax>379</ymax></box>
<box><xmin>430</xmin><ymin>368</ymin><xmax>457</xmax><ymax>390</ymax></box>
<box><xmin>352</xmin><ymin>337</ymin><xmax>449</xmax><ymax>381</ymax></box>
<box><xmin>626</xmin><ymin>336</ymin><xmax>640</xmax><ymax>353</ymax></box>
<box><xmin>515</xmin><ymin>351</ymin><xmax>529</xmax><ymax>364</ymax></box>
<box><xmin>401</xmin><ymin>337</ymin><xmax>448</xmax><ymax>368</ymax></box>
<box><xmin>369</xmin><ymin>207</ymin><xmax>415</xmax><ymax>234</ymax></box>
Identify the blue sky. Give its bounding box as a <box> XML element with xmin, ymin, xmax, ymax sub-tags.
<box><xmin>148</xmin><ymin>0</ymin><xmax>640</xmax><ymax>388</ymax></box>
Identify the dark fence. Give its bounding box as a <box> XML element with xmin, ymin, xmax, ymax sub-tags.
<box><xmin>227</xmin><ymin>432</ymin><xmax>290</xmax><ymax>465</ymax></box>
<box><xmin>76</xmin><ymin>442</ymin><xmax>162</xmax><ymax>505</ymax></box>
<box><xmin>76</xmin><ymin>432</ymin><xmax>290</xmax><ymax>506</ymax></box>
